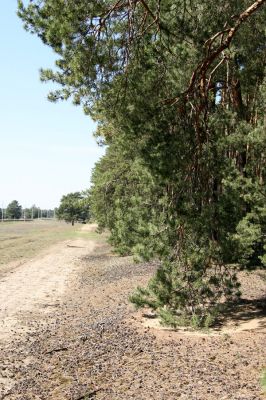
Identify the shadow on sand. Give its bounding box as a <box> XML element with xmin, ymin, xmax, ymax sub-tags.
<box><xmin>213</xmin><ymin>296</ymin><xmax>266</xmax><ymax>332</ymax></box>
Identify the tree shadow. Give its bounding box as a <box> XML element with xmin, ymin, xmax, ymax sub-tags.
<box><xmin>213</xmin><ymin>296</ymin><xmax>266</xmax><ymax>332</ymax></box>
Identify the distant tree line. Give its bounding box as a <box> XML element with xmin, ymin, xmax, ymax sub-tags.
<box><xmin>0</xmin><ymin>200</ymin><xmax>55</xmax><ymax>220</ymax></box>
<box><xmin>1</xmin><ymin>194</ymin><xmax>91</xmax><ymax>225</ymax></box>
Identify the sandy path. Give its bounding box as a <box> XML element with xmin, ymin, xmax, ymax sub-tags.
<box><xmin>0</xmin><ymin>235</ymin><xmax>95</xmax><ymax>341</ymax></box>
<box><xmin>0</xmin><ymin>229</ymin><xmax>265</xmax><ymax>399</ymax></box>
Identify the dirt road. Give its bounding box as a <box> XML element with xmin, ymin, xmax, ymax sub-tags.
<box><xmin>0</xmin><ymin>237</ymin><xmax>95</xmax><ymax>341</ymax></box>
<box><xmin>0</xmin><ymin>226</ymin><xmax>265</xmax><ymax>399</ymax></box>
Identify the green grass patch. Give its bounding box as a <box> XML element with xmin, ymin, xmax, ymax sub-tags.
<box><xmin>261</xmin><ymin>369</ymin><xmax>266</xmax><ymax>393</ymax></box>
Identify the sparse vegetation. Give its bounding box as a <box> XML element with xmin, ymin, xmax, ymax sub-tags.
<box><xmin>0</xmin><ymin>220</ymin><xmax>85</xmax><ymax>267</ymax></box>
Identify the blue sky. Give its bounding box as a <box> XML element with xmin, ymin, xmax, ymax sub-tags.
<box><xmin>0</xmin><ymin>1</ymin><xmax>105</xmax><ymax>209</ymax></box>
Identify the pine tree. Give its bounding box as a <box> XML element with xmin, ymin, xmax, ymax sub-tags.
<box><xmin>57</xmin><ymin>192</ymin><xmax>90</xmax><ymax>225</ymax></box>
<box><xmin>18</xmin><ymin>0</ymin><xmax>266</xmax><ymax>326</ymax></box>
<box><xmin>6</xmin><ymin>200</ymin><xmax>22</xmax><ymax>220</ymax></box>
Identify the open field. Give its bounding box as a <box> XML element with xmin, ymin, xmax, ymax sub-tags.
<box><xmin>0</xmin><ymin>220</ymin><xmax>103</xmax><ymax>268</ymax></box>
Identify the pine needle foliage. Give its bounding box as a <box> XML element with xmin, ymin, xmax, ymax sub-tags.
<box><xmin>18</xmin><ymin>0</ymin><xmax>266</xmax><ymax>326</ymax></box>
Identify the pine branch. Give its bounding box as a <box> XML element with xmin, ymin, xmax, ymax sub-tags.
<box><xmin>185</xmin><ymin>0</ymin><xmax>266</xmax><ymax>99</ymax></box>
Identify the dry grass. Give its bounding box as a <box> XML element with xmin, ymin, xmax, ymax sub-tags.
<box><xmin>261</xmin><ymin>369</ymin><xmax>266</xmax><ymax>393</ymax></box>
<box><xmin>0</xmin><ymin>220</ymin><xmax>102</xmax><ymax>267</ymax></box>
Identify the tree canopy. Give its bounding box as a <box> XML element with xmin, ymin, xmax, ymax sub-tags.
<box><xmin>56</xmin><ymin>192</ymin><xmax>90</xmax><ymax>225</ymax></box>
<box><xmin>18</xmin><ymin>0</ymin><xmax>266</xmax><ymax>326</ymax></box>
<box><xmin>5</xmin><ymin>200</ymin><xmax>22</xmax><ymax>220</ymax></box>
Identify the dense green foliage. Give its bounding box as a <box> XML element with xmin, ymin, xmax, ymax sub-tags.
<box><xmin>18</xmin><ymin>0</ymin><xmax>266</xmax><ymax>326</ymax></box>
<box><xmin>5</xmin><ymin>200</ymin><xmax>22</xmax><ymax>220</ymax></box>
<box><xmin>56</xmin><ymin>192</ymin><xmax>90</xmax><ymax>225</ymax></box>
